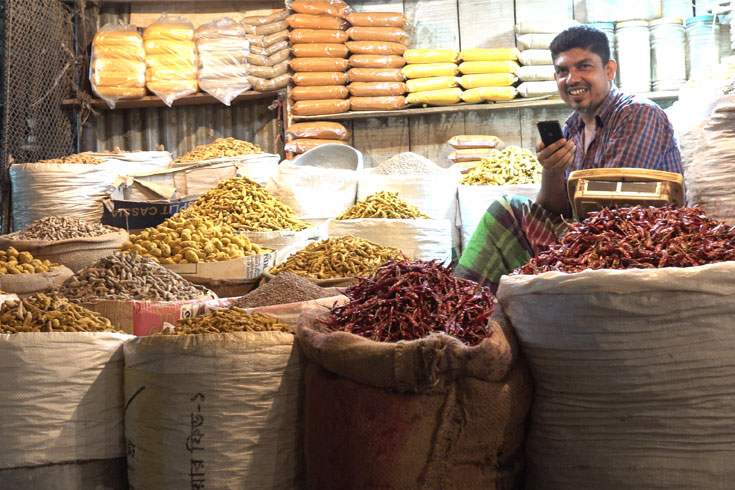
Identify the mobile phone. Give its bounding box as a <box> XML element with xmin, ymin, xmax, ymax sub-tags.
<box><xmin>537</xmin><ymin>120</ymin><xmax>564</xmax><ymax>146</ymax></box>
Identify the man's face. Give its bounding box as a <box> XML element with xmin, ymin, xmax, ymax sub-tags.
<box><xmin>553</xmin><ymin>47</ymin><xmax>616</xmax><ymax>116</ymax></box>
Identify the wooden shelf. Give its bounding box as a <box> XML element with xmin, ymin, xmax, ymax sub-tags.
<box><xmin>63</xmin><ymin>89</ymin><xmax>285</xmax><ymax>111</ymax></box>
<box><xmin>291</xmin><ymin>91</ymin><xmax>680</xmax><ymax>121</ymax></box>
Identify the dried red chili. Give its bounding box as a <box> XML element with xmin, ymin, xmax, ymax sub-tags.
<box><xmin>320</xmin><ymin>260</ymin><xmax>495</xmax><ymax>346</ymax></box>
<box><xmin>517</xmin><ymin>205</ymin><xmax>735</xmax><ymax>275</ymax></box>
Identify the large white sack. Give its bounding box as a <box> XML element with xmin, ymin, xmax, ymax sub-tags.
<box><xmin>457</xmin><ymin>184</ymin><xmax>540</xmax><ymax>251</ymax></box>
<box><xmin>0</xmin><ymin>332</ymin><xmax>132</xmax><ymax>488</ymax></box>
<box><xmin>267</xmin><ymin>164</ymin><xmax>359</xmax><ymax>220</ymax></box>
<box><xmin>327</xmin><ymin>218</ymin><xmax>453</xmax><ymax>263</ymax></box>
<box><xmin>497</xmin><ymin>262</ymin><xmax>735</xmax><ymax>490</ymax></box>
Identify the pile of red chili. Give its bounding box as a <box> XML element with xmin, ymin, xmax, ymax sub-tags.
<box><xmin>518</xmin><ymin>205</ymin><xmax>735</xmax><ymax>275</ymax></box>
<box><xmin>321</xmin><ymin>260</ymin><xmax>495</xmax><ymax>346</ymax></box>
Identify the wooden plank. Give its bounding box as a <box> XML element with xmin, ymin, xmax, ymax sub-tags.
<box><xmin>129</xmin><ymin>1</ymin><xmax>281</xmax><ymax>28</ymax></box>
<box><xmin>515</xmin><ymin>0</ymin><xmax>574</xmax><ymax>22</ymax></box>
<box><xmin>407</xmin><ymin>112</ymin><xmax>464</xmax><ymax>167</ymax></box>
<box><xmin>403</xmin><ymin>0</ymin><xmax>460</xmax><ymax>50</ymax></box>
<box><xmin>351</xmin><ymin>117</ymin><xmax>409</xmax><ymax>168</ymax></box>
<box><xmin>518</xmin><ymin>105</ymin><xmax>572</xmax><ymax>150</ymax></box>
<box><xmin>464</xmin><ymin>110</ymin><xmax>523</xmax><ymax>148</ymax></box>
<box><xmin>63</xmin><ymin>90</ymin><xmax>285</xmax><ymax>110</ymax></box>
<box><xmin>458</xmin><ymin>0</ymin><xmax>516</xmax><ymax>49</ymax></box>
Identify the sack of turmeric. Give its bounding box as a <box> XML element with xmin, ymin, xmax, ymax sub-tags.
<box><xmin>406</xmin><ymin>76</ymin><xmax>459</xmax><ymax>93</ymax></box>
<box><xmin>290</xmin><ymin>0</ymin><xmax>352</xmax><ymax>18</ymax></box>
<box><xmin>345</xmin><ymin>12</ymin><xmax>408</xmax><ymax>28</ymax></box>
<box><xmin>403</xmin><ymin>49</ymin><xmax>460</xmax><ymax>64</ymax></box>
<box><xmin>460</xmin><ymin>48</ymin><xmax>520</xmax><ymax>62</ymax></box>
<box><xmin>291</xmin><ymin>57</ymin><xmax>350</xmax><ymax>72</ymax></box>
<box><xmin>346</xmin><ymin>27</ymin><xmax>411</xmax><ymax>45</ymax></box>
<box><xmin>293</xmin><ymin>72</ymin><xmax>349</xmax><ymax>86</ymax></box>
<box><xmin>291</xmin><ymin>85</ymin><xmax>350</xmax><ymax>101</ymax></box>
<box><xmin>459</xmin><ymin>61</ymin><xmax>520</xmax><ymax>75</ymax></box>
<box><xmin>348</xmin><ymin>82</ymin><xmax>407</xmax><ymax>97</ymax></box>
<box><xmin>402</xmin><ymin>63</ymin><xmax>459</xmax><ymax>79</ymax></box>
<box><xmin>292</xmin><ymin>99</ymin><xmax>350</xmax><ymax>116</ymax></box>
<box><xmin>349</xmin><ymin>96</ymin><xmax>406</xmax><ymax>111</ymax></box>
<box><xmin>290</xmin><ymin>29</ymin><xmax>349</xmax><ymax>44</ymax></box>
<box><xmin>292</xmin><ymin>43</ymin><xmax>350</xmax><ymax>58</ymax></box>
<box><xmin>460</xmin><ymin>87</ymin><xmax>518</xmax><ymax>103</ymax></box>
<box><xmin>345</xmin><ymin>41</ymin><xmax>406</xmax><ymax>56</ymax></box>
<box><xmin>347</xmin><ymin>68</ymin><xmax>404</xmax><ymax>83</ymax></box>
<box><xmin>406</xmin><ymin>88</ymin><xmax>463</xmax><ymax>106</ymax></box>
<box><xmin>459</xmin><ymin>73</ymin><xmax>518</xmax><ymax>89</ymax></box>
<box><xmin>287</xmin><ymin>14</ymin><xmax>348</xmax><ymax>30</ymax></box>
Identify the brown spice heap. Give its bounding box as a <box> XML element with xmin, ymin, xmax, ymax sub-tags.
<box><xmin>232</xmin><ymin>272</ymin><xmax>334</xmax><ymax>308</ymax></box>
<box><xmin>517</xmin><ymin>205</ymin><xmax>735</xmax><ymax>274</ymax></box>
<box><xmin>38</xmin><ymin>153</ymin><xmax>103</xmax><ymax>164</ymax></box>
<box><xmin>0</xmin><ymin>294</ymin><xmax>122</xmax><ymax>333</ymax></box>
<box><xmin>15</xmin><ymin>216</ymin><xmax>114</xmax><ymax>241</ymax></box>
<box><xmin>173</xmin><ymin>137</ymin><xmax>262</xmax><ymax>163</ymax></box>
<box><xmin>157</xmin><ymin>308</ymin><xmax>291</xmax><ymax>335</ymax></box>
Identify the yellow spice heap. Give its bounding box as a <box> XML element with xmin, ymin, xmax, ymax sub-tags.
<box><xmin>185</xmin><ymin>177</ymin><xmax>312</xmax><ymax>232</ymax></box>
<box><xmin>120</xmin><ymin>214</ymin><xmax>266</xmax><ymax>264</ymax></box>
<box><xmin>173</xmin><ymin>137</ymin><xmax>262</xmax><ymax>163</ymax></box>
<box><xmin>270</xmin><ymin>235</ymin><xmax>403</xmax><ymax>280</ymax></box>
<box><xmin>0</xmin><ymin>247</ymin><xmax>57</xmax><ymax>274</ymax></box>
<box><xmin>460</xmin><ymin>146</ymin><xmax>542</xmax><ymax>185</ymax></box>
<box><xmin>0</xmin><ymin>294</ymin><xmax>122</xmax><ymax>333</ymax></box>
<box><xmin>157</xmin><ymin>309</ymin><xmax>291</xmax><ymax>335</ymax></box>
<box><xmin>336</xmin><ymin>191</ymin><xmax>430</xmax><ymax>220</ymax></box>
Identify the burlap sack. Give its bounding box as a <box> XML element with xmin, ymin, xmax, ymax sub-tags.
<box><xmin>297</xmin><ymin>309</ymin><xmax>532</xmax><ymax>490</ymax></box>
<box><xmin>0</xmin><ymin>229</ymin><xmax>129</xmax><ymax>272</ymax></box>
<box><xmin>0</xmin><ymin>265</ymin><xmax>73</xmax><ymax>297</ymax></box>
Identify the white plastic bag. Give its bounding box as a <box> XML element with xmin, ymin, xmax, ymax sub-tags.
<box><xmin>143</xmin><ymin>14</ymin><xmax>198</xmax><ymax>106</ymax></box>
<box><xmin>497</xmin><ymin>261</ymin><xmax>735</xmax><ymax>490</ymax></box>
<box><xmin>516</xmin><ymin>65</ymin><xmax>555</xmax><ymax>82</ymax></box>
<box><xmin>195</xmin><ymin>17</ymin><xmax>252</xmax><ymax>105</ymax></box>
<box><xmin>518</xmin><ymin>49</ymin><xmax>553</xmax><ymax>66</ymax></box>
<box><xmin>90</xmin><ymin>24</ymin><xmax>147</xmax><ymax>109</ymax></box>
<box><xmin>517</xmin><ymin>80</ymin><xmax>558</xmax><ymax>97</ymax></box>
<box><xmin>457</xmin><ymin>184</ymin><xmax>540</xmax><ymax>251</ymax></box>
<box><xmin>516</xmin><ymin>33</ymin><xmax>556</xmax><ymax>50</ymax></box>
<box><xmin>514</xmin><ymin>20</ymin><xmax>579</xmax><ymax>35</ymax></box>
<box><xmin>328</xmin><ymin>218</ymin><xmax>453</xmax><ymax>263</ymax></box>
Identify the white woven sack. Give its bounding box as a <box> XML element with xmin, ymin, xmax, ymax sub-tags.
<box><xmin>267</xmin><ymin>163</ymin><xmax>359</xmax><ymax>220</ymax></box>
<box><xmin>327</xmin><ymin>218</ymin><xmax>453</xmax><ymax>263</ymax></box>
<box><xmin>125</xmin><ymin>330</ymin><xmax>304</xmax><ymax>490</ymax></box>
<box><xmin>518</xmin><ymin>49</ymin><xmax>553</xmax><ymax>66</ymax></box>
<box><xmin>516</xmin><ymin>65</ymin><xmax>555</xmax><ymax>82</ymax></box>
<box><xmin>516</xmin><ymin>33</ymin><xmax>556</xmax><ymax>50</ymax></box>
<box><xmin>514</xmin><ymin>20</ymin><xmax>579</xmax><ymax>35</ymax></box>
<box><xmin>89</xmin><ymin>150</ymin><xmax>172</xmax><ymax>172</ymax></box>
<box><xmin>497</xmin><ymin>262</ymin><xmax>735</xmax><ymax>490</ymax></box>
<box><xmin>0</xmin><ymin>332</ymin><xmax>132</xmax><ymax>468</ymax></box>
<box><xmin>518</xmin><ymin>81</ymin><xmax>558</xmax><ymax>97</ymax></box>
<box><xmin>457</xmin><ymin>184</ymin><xmax>540</xmax><ymax>252</ymax></box>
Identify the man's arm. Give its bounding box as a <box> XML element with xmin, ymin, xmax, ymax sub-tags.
<box><xmin>535</xmin><ymin>138</ymin><xmax>576</xmax><ymax>215</ymax></box>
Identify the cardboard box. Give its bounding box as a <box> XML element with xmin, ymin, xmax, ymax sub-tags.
<box><xmin>163</xmin><ymin>253</ymin><xmax>276</xmax><ymax>282</ymax></box>
<box><xmin>102</xmin><ymin>195</ymin><xmax>197</xmax><ymax>231</ymax></box>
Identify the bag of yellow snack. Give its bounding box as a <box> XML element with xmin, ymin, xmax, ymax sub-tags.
<box><xmin>90</xmin><ymin>23</ymin><xmax>147</xmax><ymax>109</ymax></box>
<box><xmin>403</xmin><ymin>49</ymin><xmax>460</xmax><ymax>64</ymax></box>
<box><xmin>402</xmin><ymin>63</ymin><xmax>459</xmax><ymax>79</ymax></box>
<box><xmin>459</xmin><ymin>73</ymin><xmax>518</xmax><ymax>89</ymax></box>
<box><xmin>459</xmin><ymin>60</ymin><xmax>520</xmax><ymax>75</ymax></box>
<box><xmin>406</xmin><ymin>88</ymin><xmax>463</xmax><ymax>106</ymax></box>
<box><xmin>460</xmin><ymin>48</ymin><xmax>519</xmax><ymax>62</ymax></box>
<box><xmin>461</xmin><ymin>87</ymin><xmax>518</xmax><ymax>103</ymax></box>
<box><xmin>406</xmin><ymin>76</ymin><xmax>459</xmax><ymax>93</ymax></box>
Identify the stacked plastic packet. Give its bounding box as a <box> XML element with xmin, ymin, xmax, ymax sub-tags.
<box><xmin>143</xmin><ymin>14</ymin><xmax>198</xmax><ymax>106</ymax></box>
<box><xmin>515</xmin><ymin>20</ymin><xmax>579</xmax><ymax>98</ymax></box>
<box><xmin>195</xmin><ymin>17</ymin><xmax>251</xmax><ymax>105</ymax></box>
<box><xmin>344</xmin><ymin>12</ymin><xmax>409</xmax><ymax>111</ymax></box>
<box><xmin>238</xmin><ymin>9</ymin><xmax>290</xmax><ymax>92</ymax></box>
<box><xmin>90</xmin><ymin>24</ymin><xmax>147</xmax><ymax>108</ymax></box>
<box><xmin>284</xmin><ymin>121</ymin><xmax>351</xmax><ymax>158</ymax></box>
<box><xmin>457</xmin><ymin>48</ymin><xmax>519</xmax><ymax>103</ymax></box>
<box><xmin>287</xmin><ymin>2</ymin><xmax>352</xmax><ymax>116</ymax></box>
<box><xmin>403</xmin><ymin>49</ymin><xmax>462</xmax><ymax>106</ymax></box>
<box><xmin>447</xmin><ymin>134</ymin><xmax>504</xmax><ymax>170</ymax></box>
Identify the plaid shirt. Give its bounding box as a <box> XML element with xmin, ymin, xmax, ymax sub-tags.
<box><xmin>563</xmin><ymin>86</ymin><xmax>683</xmax><ymax>178</ymax></box>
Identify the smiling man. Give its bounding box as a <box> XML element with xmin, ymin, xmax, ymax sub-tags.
<box><xmin>455</xmin><ymin>25</ymin><xmax>682</xmax><ymax>293</ymax></box>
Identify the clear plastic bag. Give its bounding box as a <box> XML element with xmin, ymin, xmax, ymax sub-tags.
<box><xmin>292</xmin><ymin>43</ymin><xmax>350</xmax><ymax>58</ymax></box>
<box><xmin>348</xmin><ymin>81</ymin><xmax>407</xmax><ymax>97</ymax></box>
<box><xmin>403</xmin><ymin>49</ymin><xmax>460</xmax><ymax>64</ymax></box>
<box><xmin>460</xmin><ymin>48</ymin><xmax>519</xmax><ymax>62</ymax></box>
<box><xmin>195</xmin><ymin>17</ymin><xmax>251</xmax><ymax>105</ymax></box>
<box><xmin>90</xmin><ymin>23</ymin><xmax>147</xmax><ymax>109</ymax></box>
<box><xmin>290</xmin><ymin>1</ymin><xmax>340</xmax><ymax>17</ymax></box>
<box><xmin>286</xmin><ymin>14</ymin><xmax>348</xmax><ymax>30</ymax></box>
<box><xmin>406</xmin><ymin>88</ymin><xmax>463</xmax><ymax>106</ymax></box>
<box><xmin>345</xmin><ymin>12</ymin><xmax>408</xmax><ymax>29</ymax></box>
<box><xmin>285</xmin><ymin>138</ymin><xmax>348</xmax><ymax>154</ymax></box>
<box><xmin>247</xmin><ymin>60</ymin><xmax>289</xmax><ymax>79</ymax></box>
<box><xmin>289</xmin><ymin>29</ymin><xmax>348</xmax><ymax>44</ymax></box>
<box><xmin>458</xmin><ymin>61</ymin><xmax>519</xmax><ymax>75</ymax></box>
<box><xmin>245</xmin><ymin>48</ymin><xmax>290</xmax><ymax>67</ymax></box>
<box><xmin>247</xmin><ymin>73</ymin><xmax>291</xmax><ymax>91</ymax></box>
<box><xmin>402</xmin><ymin>63</ymin><xmax>459</xmax><ymax>79</ymax></box>
<box><xmin>447</xmin><ymin>135</ymin><xmax>503</xmax><ymax>150</ymax></box>
<box><xmin>242</xmin><ymin>20</ymin><xmax>289</xmax><ymax>36</ymax></box>
<box><xmin>349</xmin><ymin>96</ymin><xmax>407</xmax><ymax>111</ymax></box>
<box><xmin>250</xmin><ymin>40</ymin><xmax>290</xmax><ymax>56</ymax></box>
<box><xmin>290</xmin><ymin>85</ymin><xmax>350</xmax><ymax>101</ymax></box>
<box><xmin>292</xmin><ymin>99</ymin><xmax>350</xmax><ymax>116</ymax></box>
<box><xmin>406</xmin><ymin>76</ymin><xmax>459</xmax><ymax>93</ymax></box>
<box><xmin>143</xmin><ymin>15</ymin><xmax>198</xmax><ymax>106</ymax></box>
<box><xmin>346</xmin><ymin>27</ymin><xmax>411</xmax><ymax>45</ymax></box>
<box><xmin>285</xmin><ymin>122</ymin><xmax>351</xmax><ymax>141</ymax></box>
<box><xmin>459</xmin><ymin>73</ymin><xmax>518</xmax><ymax>89</ymax></box>
<box><xmin>347</xmin><ymin>68</ymin><xmax>405</xmax><ymax>83</ymax></box>
<box><xmin>293</xmin><ymin>71</ymin><xmax>349</xmax><ymax>86</ymax></box>
<box><xmin>349</xmin><ymin>54</ymin><xmax>406</xmax><ymax>69</ymax></box>
<box><xmin>247</xmin><ymin>30</ymin><xmax>289</xmax><ymax>48</ymax></box>
<box><xmin>290</xmin><ymin>57</ymin><xmax>349</xmax><ymax>72</ymax></box>
<box><xmin>241</xmin><ymin>9</ymin><xmax>289</xmax><ymax>26</ymax></box>
<box><xmin>345</xmin><ymin>41</ymin><xmax>406</xmax><ymax>56</ymax></box>
<box><xmin>460</xmin><ymin>87</ymin><xmax>518</xmax><ymax>103</ymax></box>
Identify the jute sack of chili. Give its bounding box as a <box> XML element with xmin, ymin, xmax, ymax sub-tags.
<box><xmin>297</xmin><ymin>260</ymin><xmax>532</xmax><ymax>489</ymax></box>
<box><xmin>498</xmin><ymin>205</ymin><xmax>735</xmax><ymax>490</ymax></box>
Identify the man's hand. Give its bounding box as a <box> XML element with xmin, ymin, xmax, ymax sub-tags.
<box><xmin>536</xmin><ymin>139</ymin><xmax>575</xmax><ymax>174</ymax></box>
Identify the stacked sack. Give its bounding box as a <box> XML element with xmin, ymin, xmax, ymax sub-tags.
<box><xmin>242</xmin><ymin>9</ymin><xmax>292</xmax><ymax>92</ymax></box>
<box><xmin>284</xmin><ymin>121</ymin><xmax>351</xmax><ymax>159</ymax></box>
<box><xmin>90</xmin><ymin>24</ymin><xmax>147</xmax><ymax>109</ymax></box>
<box><xmin>143</xmin><ymin>15</ymin><xmax>198</xmax><ymax>106</ymax></box>
<box><xmin>195</xmin><ymin>17</ymin><xmax>251</xmax><ymax>105</ymax></box>
<box><xmin>515</xmin><ymin>20</ymin><xmax>579</xmax><ymax>98</ymax></box>
<box><xmin>345</xmin><ymin>12</ymin><xmax>409</xmax><ymax>111</ymax></box>
<box><xmin>458</xmin><ymin>48</ymin><xmax>519</xmax><ymax>103</ymax></box>
<box><xmin>403</xmin><ymin>49</ymin><xmax>462</xmax><ymax>106</ymax></box>
<box><xmin>288</xmin><ymin>2</ymin><xmax>352</xmax><ymax>116</ymax></box>
<box><xmin>446</xmin><ymin>134</ymin><xmax>504</xmax><ymax>171</ymax></box>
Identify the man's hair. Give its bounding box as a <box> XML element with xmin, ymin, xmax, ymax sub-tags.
<box><xmin>550</xmin><ymin>25</ymin><xmax>611</xmax><ymax>64</ymax></box>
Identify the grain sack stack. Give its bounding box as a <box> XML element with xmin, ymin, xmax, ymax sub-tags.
<box><xmin>458</xmin><ymin>48</ymin><xmax>519</xmax><ymax>103</ymax></box>
<box><xmin>287</xmin><ymin>2</ymin><xmax>351</xmax><ymax>116</ymax></box>
<box><xmin>403</xmin><ymin>48</ymin><xmax>462</xmax><ymax>106</ymax></box>
<box><xmin>241</xmin><ymin>9</ymin><xmax>291</xmax><ymax>92</ymax></box>
<box><xmin>345</xmin><ymin>12</ymin><xmax>409</xmax><ymax>111</ymax></box>
<box><xmin>195</xmin><ymin>17</ymin><xmax>251</xmax><ymax>105</ymax></box>
<box><xmin>514</xmin><ymin>20</ymin><xmax>579</xmax><ymax>98</ymax></box>
<box><xmin>143</xmin><ymin>15</ymin><xmax>198</xmax><ymax>106</ymax></box>
<box><xmin>90</xmin><ymin>24</ymin><xmax>147</xmax><ymax>108</ymax></box>
<box><xmin>284</xmin><ymin>121</ymin><xmax>351</xmax><ymax>158</ymax></box>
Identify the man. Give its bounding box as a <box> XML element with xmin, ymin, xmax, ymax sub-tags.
<box><xmin>455</xmin><ymin>25</ymin><xmax>683</xmax><ymax>293</ymax></box>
